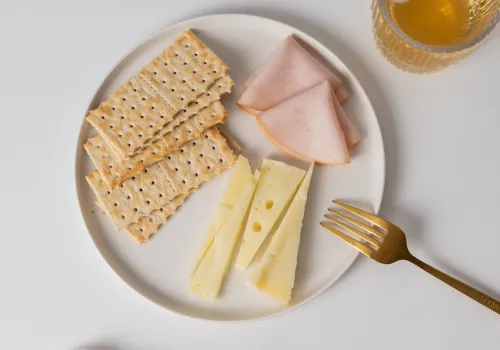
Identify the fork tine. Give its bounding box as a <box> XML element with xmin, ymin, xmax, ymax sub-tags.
<box><xmin>333</xmin><ymin>200</ymin><xmax>390</xmax><ymax>230</ymax></box>
<box><xmin>324</xmin><ymin>214</ymin><xmax>381</xmax><ymax>247</ymax></box>
<box><xmin>327</xmin><ymin>209</ymin><xmax>385</xmax><ymax>240</ymax></box>
<box><xmin>320</xmin><ymin>222</ymin><xmax>374</xmax><ymax>257</ymax></box>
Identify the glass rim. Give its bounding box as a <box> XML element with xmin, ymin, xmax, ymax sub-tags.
<box><xmin>379</xmin><ymin>0</ymin><xmax>500</xmax><ymax>53</ymax></box>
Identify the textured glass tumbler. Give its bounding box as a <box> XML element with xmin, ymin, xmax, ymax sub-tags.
<box><xmin>372</xmin><ymin>0</ymin><xmax>500</xmax><ymax>73</ymax></box>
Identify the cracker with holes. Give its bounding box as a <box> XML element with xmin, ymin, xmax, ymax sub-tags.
<box><xmin>96</xmin><ymin>192</ymin><xmax>191</xmax><ymax>244</ymax></box>
<box><xmin>126</xmin><ymin>132</ymin><xmax>238</xmax><ymax>241</ymax></box>
<box><xmin>126</xmin><ymin>192</ymin><xmax>190</xmax><ymax>243</ymax></box>
<box><xmin>86</xmin><ymin>127</ymin><xmax>236</xmax><ymax>230</ymax></box>
<box><xmin>86</xmin><ymin>163</ymin><xmax>177</xmax><ymax>230</ymax></box>
<box><xmin>146</xmin><ymin>75</ymin><xmax>234</xmax><ymax>145</ymax></box>
<box><xmin>85</xmin><ymin>101</ymin><xmax>228</xmax><ymax>188</ymax></box>
<box><xmin>86</xmin><ymin>30</ymin><xmax>230</xmax><ymax>160</ymax></box>
<box><xmin>84</xmin><ymin>75</ymin><xmax>234</xmax><ymax>188</ymax></box>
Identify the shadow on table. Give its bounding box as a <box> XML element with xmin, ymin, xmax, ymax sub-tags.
<box><xmin>75</xmin><ymin>344</ymin><xmax>120</xmax><ymax>350</ymax></box>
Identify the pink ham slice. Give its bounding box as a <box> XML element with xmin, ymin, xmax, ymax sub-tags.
<box><xmin>238</xmin><ymin>36</ymin><xmax>349</xmax><ymax>115</ymax></box>
<box><xmin>244</xmin><ymin>67</ymin><xmax>350</xmax><ymax>108</ymax></box>
<box><xmin>331</xmin><ymin>87</ymin><xmax>361</xmax><ymax>147</ymax></box>
<box><xmin>242</xmin><ymin>66</ymin><xmax>262</xmax><ymax>88</ymax></box>
<box><xmin>257</xmin><ymin>80</ymin><xmax>351</xmax><ymax>165</ymax></box>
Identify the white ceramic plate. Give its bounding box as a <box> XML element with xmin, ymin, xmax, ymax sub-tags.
<box><xmin>75</xmin><ymin>14</ymin><xmax>385</xmax><ymax>321</ymax></box>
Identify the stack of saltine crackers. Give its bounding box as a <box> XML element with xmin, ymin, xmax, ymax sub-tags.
<box><xmin>84</xmin><ymin>30</ymin><xmax>236</xmax><ymax>243</ymax></box>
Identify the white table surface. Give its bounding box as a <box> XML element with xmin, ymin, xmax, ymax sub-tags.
<box><xmin>1</xmin><ymin>0</ymin><xmax>499</xmax><ymax>349</ymax></box>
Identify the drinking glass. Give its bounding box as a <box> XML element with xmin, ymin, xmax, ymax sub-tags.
<box><xmin>372</xmin><ymin>0</ymin><xmax>500</xmax><ymax>73</ymax></box>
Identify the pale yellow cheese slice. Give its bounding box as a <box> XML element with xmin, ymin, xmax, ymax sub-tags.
<box><xmin>191</xmin><ymin>155</ymin><xmax>253</xmax><ymax>274</ymax></box>
<box><xmin>235</xmin><ymin>159</ymin><xmax>306</xmax><ymax>270</ymax></box>
<box><xmin>249</xmin><ymin>164</ymin><xmax>313</xmax><ymax>303</ymax></box>
<box><xmin>189</xmin><ymin>171</ymin><xmax>260</xmax><ymax>301</ymax></box>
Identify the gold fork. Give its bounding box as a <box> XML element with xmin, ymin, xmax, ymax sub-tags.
<box><xmin>321</xmin><ymin>200</ymin><xmax>500</xmax><ymax>315</ymax></box>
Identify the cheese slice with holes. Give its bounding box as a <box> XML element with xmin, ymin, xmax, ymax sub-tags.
<box><xmin>249</xmin><ymin>164</ymin><xmax>313</xmax><ymax>303</ymax></box>
<box><xmin>189</xmin><ymin>170</ymin><xmax>260</xmax><ymax>301</ymax></box>
<box><xmin>191</xmin><ymin>155</ymin><xmax>254</xmax><ymax>274</ymax></box>
<box><xmin>235</xmin><ymin>159</ymin><xmax>306</xmax><ymax>270</ymax></box>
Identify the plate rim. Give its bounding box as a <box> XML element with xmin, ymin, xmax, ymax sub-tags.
<box><xmin>74</xmin><ymin>13</ymin><xmax>386</xmax><ymax>323</ymax></box>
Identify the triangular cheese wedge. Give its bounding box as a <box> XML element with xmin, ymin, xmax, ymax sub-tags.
<box><xmin>249</xmin><ymin>164</ymin><xmax>314</xmax><ymax>303</ymax></box>
<box><xmin>257</xmin><ymin>80</ymin><xmax>351</xmax><ymax>165</ymax></box>
<box><xmin>237</xmin><ymin>36</ymin><xmax>348</xmax><ymax>115</ymax></box>
<box><xmin>189</xmin><ymin>170</ymin><xmax>260</xmax><ymax>301</ymax></box>
<box><xmin>191</xmin><ymin>155</ymin><xmax>253</xmax><ymax>274</ymax></box>
<box><xmin>235</xmin><ymin>159</ymin><xmax>306</xmax><ymax>270</ymax></box>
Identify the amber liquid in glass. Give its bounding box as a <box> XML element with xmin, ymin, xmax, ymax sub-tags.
<box><xmin>389</xmin><ymin>0</ymin><xmax>470</xmax><ymax>45</ymax></box>
<box><xmin>372</xmin><ymin>0</ymin><xmax>499</xmax><ymax>73</ymax></box>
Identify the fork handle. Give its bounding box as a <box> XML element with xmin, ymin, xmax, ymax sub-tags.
<box><xmin>407</xmin><ymin>254</ymin><xmax>500</xmax><ymax>315</ymax></box>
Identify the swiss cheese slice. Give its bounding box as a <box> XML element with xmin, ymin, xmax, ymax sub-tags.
<box><xmin>189</xmin><ymin>171</ymin><xmax>259</xmax><ymax>301</ymax></box>
<box><xmin>235</xmin><ymin>159</ymin><xmax>306</xmax><ymax>270</ymax></box>
<box><xmin>249</xmin><ymin>164</ymin><xmax>314</xmax><ymax>302</ymax></box>
<box><xmin>191</xmin><ymin>155</ymin><xmax>253</xmax><ymax>274</ymax></box>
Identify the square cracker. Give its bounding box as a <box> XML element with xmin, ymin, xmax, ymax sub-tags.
<box><xmin>126</xmin><ymin>129</ymin><xmax>236</xmax><ymax>241</ymax></box>
<box><xmin>86</xmin><ymin>163</ymin><xmax>177</xmax><ymax>230</ymax></box>
<box><xmin>86</xmin><ymin>30</ymin><xmax>230</xmax><ymax>160</ymax></box>
<box><xmin>157</xmin><ymin>127</ymin><xmax>235</xmax><ymax>195</ymax></box>
<box><xmin>146</xmin><ymin>74</ymin><xmax>234</xmax><ymax>146</ymax></box>
<box><xmin>85</xmin><ymin>100</ymin><xmax>228</xmax><ymax>189</ymax></box>
<box><xmin>86</xmin><ymin>75</ymin><xmax>175</xmax><ymax>161</ymax></box>
<box><xmin>96</xmin><ymin>192</ymin><xmax>191</xmax><ymax>244</ymax></box>
<box><xmin>86</xmin><ymin>127</ymin><xmax>236</xmax><ymax>230</ymax></box>
<box><xmin>126</xmin><ymin>192</ymin><xmax>190</xmax><ymax>243</ymax></box>
<box><xmin>85</xmin><ymin>74</ymin><xmax>233</xmax><ymax>174</ymax></box>
<box><xmin>125</xmin><ymin>128</ymin><xmax>238</xmax><ymax>242</ymax></box>
<box><xmin>83</xmin><ymin>74</ymin><xmax>233</xmax><ymax>187</ymax></box>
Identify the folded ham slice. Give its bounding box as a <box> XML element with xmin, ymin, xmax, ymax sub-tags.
<box><xmin>331</xmin><ymin>87</ymin><xmax>361</xmax><ymax>147</ymax></box>
<box><xmin>257</xmin><ymin>80</ymin><xmax>351</xmax><ymax>165</ymax></box>
<box><xmin>244</xmin><ymin>68</ymin><xmax>350</xmax><ymax>107</ymax></box>
<box><xmin>238</xmin><ymin>36</ymin><xmax>349</xmax><ymax>115</ymax></box>
<box><xmin>242</xmin><ymin>66</ymin><xmax>261</xmax><ymax>88</ymax></box>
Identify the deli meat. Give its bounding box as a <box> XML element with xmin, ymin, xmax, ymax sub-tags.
<box><xmin>238</xmin><ymin>36</ymin><xmax>348</xmax><ymax>115</ymax></box>
<box><xmin>257</xmin><ymin>80</ymin><xmax>352</xmax><ymax>165</ymax></box>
